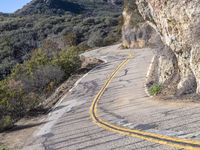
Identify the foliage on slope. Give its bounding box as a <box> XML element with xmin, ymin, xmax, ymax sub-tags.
<box><xmin>0</xmin><ymin>42</ymin><xmax>81</xmax><ymax>131</ymax></box>
<box><xmin>0</xmin><ymin>0</ymin><xmax>122</xmax><ymax>80</ymax></box>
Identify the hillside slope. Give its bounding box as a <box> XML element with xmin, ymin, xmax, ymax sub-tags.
<box><xmin>0</xmin><ymin>0</ymin><xmax>122</xmax><ymax>80</ymax></box>
<box><xmin>0</xmin><ymin>0</ymin><xmax>122</xmax><ymax>132</ymax></box>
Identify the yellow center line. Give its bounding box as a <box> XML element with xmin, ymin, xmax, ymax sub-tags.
<box><xmin>89</xmin><ymin>51</ymin><xmax>200</xmax><ymax>150</ymax></box>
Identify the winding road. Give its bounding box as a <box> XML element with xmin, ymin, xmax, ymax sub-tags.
<box><xmin>23</xmin><ymin>44</ymin><xmax>200</xmax><ymax>150</ymax></box>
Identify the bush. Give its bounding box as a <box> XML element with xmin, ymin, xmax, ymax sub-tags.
<box><xmin>11</xmin><ymin>49</ymin><xmax>49</xmax><ymax>78</ymax></box>
<box><xmin>87</xmin><ymin>30</ymin><xmax>104</xmax><ymax>47</ymax></box>
<box><xmin>0</xmin><ymin>46</ymin><xmax>81</xmax><ymax>131</ymax></box>
<box><xmin>63</xmin><ymin>33</ymin><xmax>78</xmax><ymax>47</ymax></box>
<box><xmin>0</xmin><ymin>145</ymin><xmax>8</xmax><ymax>150</ymax></box>
<box><xmin>52</xmin><ymin>47</ymin><xmax>81</xmax><ymax>77</ymax></box>
<box><xmin>41</xmin><ymin>39</ymin><xmax>60</xmax><ymax>57</ymax></box>
<box><xmin>18</xmin><ymin>65</ymin><xmax>65</xmax><ymax>95</ymax></box>
<box><xmin>149</xmin><ymin>84</ymin><xmax>162</xmax><ymax>96</ymax></box>
<box><xmin>0</xmin><ymin>116</ymin><xmax>13</xmax><ymax>131</ymax></box>
<box><xmin>0</xmin><ymin>79</ymin><xmax>30</xmax><ymax>122</ymax></box>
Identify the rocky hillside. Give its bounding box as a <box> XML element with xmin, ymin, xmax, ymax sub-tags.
<box><xmin>122</xmin><ymin>0</ymin><xmax>200</xmax><ymax>96</ymax></box>
<box><xmin>0</xmin><ymin>0</ymin><xmax>122</xmax><ymax>80</ymax></box>
<box><xmin>16</xmin><ymin>0</ymin><xmax>122</xmax><ymax>15</ymax></box>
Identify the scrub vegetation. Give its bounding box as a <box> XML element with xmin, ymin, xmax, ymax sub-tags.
<box><xmin>149</xmin><ymin>83</ymin><xmax>162</xmax><ymax>96</ymax></box>
<box><xmin>0</xmin><ymin>0</ymin><xmax>123</xmax><ymax>131</ymax></box>
<box><xmin>0</xmin><ymin>45</ymin><xmax>81</xmax><ymax>131</ymax></box>
<box><xmin>0</xmin><ymin>0</ymin><xmax>122</xmax><ymax>80</ymax></box>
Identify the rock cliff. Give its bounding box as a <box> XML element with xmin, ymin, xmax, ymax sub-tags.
<box><xmin>122</xmin><ymin>0</ymin><xmax>200</xmax><ymax>96</ymax></box>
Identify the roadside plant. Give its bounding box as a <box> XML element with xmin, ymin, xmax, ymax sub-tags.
<box><xmin>0</xmin><ymin>145</ymin><xmax>8</xmax><ymax>150</ymax></box>
<box><xmin>0</xmin><ymin>46</ymin><xmax>82</xmax><ymax>131</ymax></box>
<box><xmin>149</xmin><ymin>83</ymin><xmax>162</xmax><ymax>96</ymax></box>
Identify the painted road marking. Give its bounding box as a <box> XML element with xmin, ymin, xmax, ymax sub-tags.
<box><xmin>90</xmin><ymin>52</ymin><xmax>200</xmax><ymax>150</ymax></box>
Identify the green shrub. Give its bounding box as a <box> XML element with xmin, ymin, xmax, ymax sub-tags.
<box><xmin>63</xmin><ymin>33</ymin><xmax>78</xmax><ymax>47</ymax></box>
<box><xmin>52</xmin><ymin>47</ymin><xmax>81</xmax><ymax>77</ymax></box>
<box><xmin>0</xmin><ymin>46</ymin><xmax>82</xmax><ymax>131</ymax></box>
<box><xmin>0</xmin><ymin>145</ymin><xmax>8</xmax><ymax>150</ymax></box>
<box><xmin>149</xmin><ymin>84</ymin><xmax>162</xmax><ymax>96</ymax></box>
<box><xmin>0</xmin><ymin>116</ymin><xmax>13</xmax><ymax>132</ymax></box>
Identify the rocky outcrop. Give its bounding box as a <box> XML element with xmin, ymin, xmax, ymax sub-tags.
<box><xmin>123</xmin><ymin>0</ymin><xmax>200</xmax><ymax>95</ymax></box>
<box><xmin>122</xmin><ymin>0</ymin><xmax>146</xmax><ymax>48</ymax></box>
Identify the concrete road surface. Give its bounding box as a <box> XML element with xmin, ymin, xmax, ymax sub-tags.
<box><xmin>23</xmin><ymin>44</ymin><xmax>200</xmax><ymax>150</ymax></box>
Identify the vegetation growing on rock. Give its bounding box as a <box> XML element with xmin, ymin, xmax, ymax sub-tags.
<box><xmin>0</xmin><ymin>145</ymin><xmax>8</xmax><ymax>150</ymax></box>
<box><xmin>149</xmin><ymin>83</ymin><xmax>162</xmax><ymax>96</ymax></box>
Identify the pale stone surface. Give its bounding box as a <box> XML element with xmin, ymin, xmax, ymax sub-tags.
<box><xmin>122</xmin><ymin>0</ymin><xmax>153</xmax><ymax>48</ymax></box>
<box><xmin>123</xmin><ymin>0</ymin><xmax>200</xmax><ymax>95</ymax></box>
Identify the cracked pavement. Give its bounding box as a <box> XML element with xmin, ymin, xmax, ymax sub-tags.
<box><xmin>23</xmin><ymin>44</ymin><xmax>200</xmax><ymax>150</ymax></box>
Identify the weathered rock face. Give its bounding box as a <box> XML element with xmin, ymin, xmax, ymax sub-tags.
<box><xmin>122</xmin><ymin>0</ymin><xmax>154</xmax><ymax>48</ymax></box>
<box><xmin>123</xmin><ymin>0</ymin><xmax>200</xmax><ymax>95</ymax></box>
